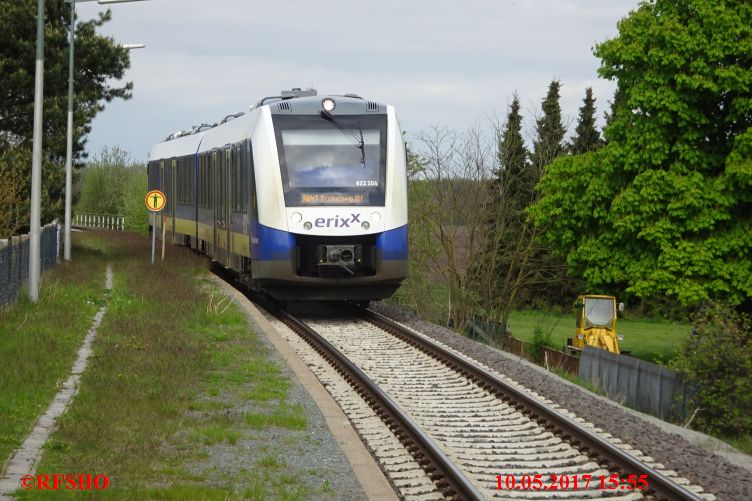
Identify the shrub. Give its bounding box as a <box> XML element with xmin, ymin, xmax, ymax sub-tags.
<box><xmin>0</xmin><ymin>142</ymin><xmax>29</xmax><ymax>238</ymax></box>
<box><xmin>530</xmin><ymin>327</ymin><xmax>556</xmax><ymax>364</ymax></box>
<box><xmin>672</xmin><ymin>303</ymin><xmax>752</xmax><ymax>435</ymax></box>
<box><xmin>76</xmin><ymin>146</ymin><xmax>148</xmax><ymax>234</ymax></box>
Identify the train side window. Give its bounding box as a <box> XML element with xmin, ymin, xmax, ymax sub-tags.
<box><xmin>231</xmin><ymin>147</ymin><xmax>237</xmax><ymax>212</ymax></box>
<box><xmin>200</xmin><ymin>155</ymin><xmax>206</xmax><ymax>207</ymax></box>
<box><xmin>235</xmin><ymin>147</ymin><xmax>241</xmax><ymax>212</ymax></box>
<box><xmin>189</xmin><ymin>156</ymin><xmax>195</xmax><ymax>205</ymax></box>
<box><xmin>170</xmin><ymin>159</ymin><xmax>176</xmax><ymax>214</ymax></box>
<box><xmin>184</xmin><ymin>156</ymin><xmax>190</xmax><ymax>204</ymax></box>
<box><xmin>177</xmin><ymin>158</ymin><xmax>182</xmax><ymax>204</ymax></box>
<box><xmin>210</xmin><ymin>151</ymin><xmax>217</xmax><ymax>208</ymax></box>
<box><xmin>180</xmin><ymin>157</ymin><xmax>185</xmax><ymax>204</ymax></box>
<box><xmin>248</xmin><ymin>142</ymin><xmax>257</xmax><ymax>216</ymax></box>
<box><xmin>239</xmin><ymin>143</ymin><xmax>246</xmax><ymax>212</ymax></box>
<box><xmin>223</xmin><ymin>149</ymin><xmax>229</xmax><ymax>212</ymax></box>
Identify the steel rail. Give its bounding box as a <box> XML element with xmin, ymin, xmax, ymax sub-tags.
<box><xmin>275</xmin><ymin>308</ymin><xmax>487</xmax><ymax>501</ymax></box>
<box><xmin>361</xmin><ymin>307</ymin><xmax>704</xmax><ymax>501</ymax></box>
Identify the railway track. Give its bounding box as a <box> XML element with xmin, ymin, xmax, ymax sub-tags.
<box><xmin>269</xmin><ymin>304</ymin><xmax>712</xmax><ymax>501</ymax></box>
<box><xmin>213</xmin><ymin>269</ymin><xmax>713</xmax><ymax>500</ymax></box>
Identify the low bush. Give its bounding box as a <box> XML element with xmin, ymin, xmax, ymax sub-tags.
<box><xmin>672</xmin><ymin>303</ymin><xmax>752</xmax><ymax>436</ymax></box>
<box><xmin>530</xmin><ymin>326</ymin><xmax>556</xmax><ymax>364</ymax></box>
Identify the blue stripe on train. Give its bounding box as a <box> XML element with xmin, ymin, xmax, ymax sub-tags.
<box><xmin>252</xmin><ymin>223</ymin><xmax>408</xmax><ymax>261</ymax></box>
<box><xmin>376</xmin><ymin>225</ymin><xmax>408</xmax><ymax>260</ymax></box>
<box><xmin>253</xmin><ymin>224</ymin><xmax>295</xmax><ymax>260</ymax></box>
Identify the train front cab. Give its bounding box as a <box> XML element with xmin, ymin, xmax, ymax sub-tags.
<box><xmin>248</xmin><ymin>100</ymin><xmax>408</xmax><ymax>300</ymax></box>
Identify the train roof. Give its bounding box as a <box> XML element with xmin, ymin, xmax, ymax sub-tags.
<box><xmin>150</xmin><ymin>89</ymin><xmax>388</xmax><ymax>161</ymax></box>
<box><xmin>148</xmin><ymin>129</ymin><xmax>206</xmax><ymax>162</ymax></box>
<box><xmin>263</xmin><ymin>94</ymin><xmax>386</xmax><ymax>116</ymax></box>
<box><xmin>198</xmin><ymin>110</ymin><xmax>256</xmax><ymax>152</ymax></box>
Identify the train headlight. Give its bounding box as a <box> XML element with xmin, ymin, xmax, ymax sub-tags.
<box><xmin>291</xmin><ymin>212</ymin><xmax>302</xmax><ymax>223</ymax></box>
<box><xmin>361</xmin><ymin>221</ymin><xmax>370</xmax><ymax>230</ymax></box>
<box><xmin>304</xmin><ymin>221</ymin><xmax>312</xmax><ymax>230</ymax></box>
<box><xmin>322</xmin><ymin>98</ymin><xmax>336</xmax><ymax>112</ymax></box>
<box><xmin>371</xmin><ymin>212</ymin><xmax>381</xmax><ymax>223</ymax></box>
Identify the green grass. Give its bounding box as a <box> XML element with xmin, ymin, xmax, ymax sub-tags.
<box><xmin>191</xmin><ymin>419</ymin><xmax>242</xmax><ymax>446</ymax></box>
<box><xmin>391</xmin><ymin>280</ymin><xmax>692</xmax><ymax>363</ymax></box>
<box><xmin>506</xmin><ymin>309</ymin><xmax>692</xmax><ymax>363</ymax></box>
<box><xmin>10</xmin><ymin>230</ymin><xmax>335</xmax><ymax>500</ymax></box>
<box><xmin>723</xmin><ymin>434</ymin><xmax>752</xmax><ymax>455</ymax></box>
<box><xmin>0</xmin><ymin>236</ymin><xmax>107</xmax><ymax>467</ymax></box>
<box><xmin>245</xmin><ymin>402</ymin><xmax>307</xmax><ymax>431</ymax></box>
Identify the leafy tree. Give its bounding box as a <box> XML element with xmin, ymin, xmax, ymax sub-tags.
<box><xmin>0</xmin><ymin>138</ymin><xmax>29</xmax><ymax>238</ymax></box>
<box><xmin>531</xmin><ymin>0</ymin><xmax>752</xmax><ymax>307</ymax></box>
<box><xmin>530</xmin><ymin>79</ymin><xmax>566</xmax><ymax>172</ymax></box>
<box><xmin>602</xmin><ymin>87</ymin><xmax>624</xmax><ymax>134</ymax></box>
<box><xmin>0</xmin><ymin>0</ymin><xmax>132</xmax><ymax>226</ymax></box>
<box><xmin>569</xmin><ymin>87</ymin><xmax>602</xmax><ymax>154</ymax></box>
<box><xmin>76</xmin><ymin>146</ymin><xmax>147</xmax><ymax>233</ymax></box>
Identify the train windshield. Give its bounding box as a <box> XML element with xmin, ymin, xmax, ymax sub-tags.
<box><xmin>273</xmin><ymin>114</ymin><xmax>387</xmax><ymax>206</ymax></box>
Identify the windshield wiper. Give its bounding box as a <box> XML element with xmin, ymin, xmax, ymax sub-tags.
<box><xmin>319</xmin><ymin>110</ymin><xmax>365</xmax><ymax>166</ymax></box>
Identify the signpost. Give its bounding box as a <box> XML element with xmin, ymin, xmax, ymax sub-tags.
<box><xmin>145</xmin><ymin>189</ymin><xmax>166</xmax><ymax>264</ymax></box>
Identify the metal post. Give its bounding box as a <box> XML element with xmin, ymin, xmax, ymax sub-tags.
<box><xmin>63</xmin><ymin>0</ymin><xmax>75</xmax><ymax>261</ymax></box>
<box><xmin>28</xmin><ymin>0</ymin><xmax>46</xmax><ymax>303</ymax></box>
<box><xmin>151</xmin><ymin>211</ymin><xmax>156</xmax><ymax>264</ymax></box>
<box><xmin>161</xmin><ymin>214</ymin><xmax>166</xmax><ymax>261</ymax></box>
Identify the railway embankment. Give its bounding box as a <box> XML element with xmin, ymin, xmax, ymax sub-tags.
<box><xmin>371</xmin><ymin>301</ymin><xmax>752</xmax><ymax>501</ymax></box>
<box><xmin>0</xmin><ymin>231</ymin><xmax>367</xmax><ymax>499</ymax></box>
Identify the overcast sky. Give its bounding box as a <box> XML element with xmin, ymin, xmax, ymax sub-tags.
<box><xmin>74</xmin><ymin>0</ymin><xmax>640</xmax><ymax>162</ymax></box>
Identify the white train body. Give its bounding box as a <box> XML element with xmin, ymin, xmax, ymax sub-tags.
<box><xmin>148</xmin><ymin>90</ymin><xmax>408</xmax><ymax>300</ymax></box>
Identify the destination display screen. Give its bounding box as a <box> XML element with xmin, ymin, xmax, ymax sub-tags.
<box><xmin>299</xmin><ymin>193</ymin><xmax>368</xmax><ymax>205</ymax></box>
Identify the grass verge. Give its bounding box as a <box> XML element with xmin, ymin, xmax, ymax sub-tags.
<box><xmin>15</xmin><ymin>231</ymin><xmax>335</xmax><ymax>500</ymax></box>
<box><xmin>0</xmin><ymin>235</ymin><xmax>107</xmax><ymax>470</ymax></box>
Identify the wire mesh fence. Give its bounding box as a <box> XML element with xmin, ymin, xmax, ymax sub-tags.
<box><xmin>0</xmin><ymin>222</ymin><xmax>61</xmax><ymax>307</ymax></box>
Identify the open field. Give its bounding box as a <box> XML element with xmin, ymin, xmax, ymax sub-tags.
<box><xmin>507</xmin><ymin>309</ymin><xmax>692</xmax><ymax>363</ymax></box>
<box><xmin>390</xmin><ymin>283</ymin><xmax>691</xmax><ymax>364</ymax></box>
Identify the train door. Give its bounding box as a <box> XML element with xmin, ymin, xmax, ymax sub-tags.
<box><xmin>159</xmin><ymin>160</ymin><xmax>165</xmax><ymax>240</ymax></box>
<box><xmin>212</xmin><ymin>148</ymin><xmax>230</xmax><ymax>266</ymax></box>
<box><xmin>170</xmin><ymin>158</ymin><xmax>177</xmax><ymax>243</ymax></box>
<box><xmin>211</xmin><ymin>151</ymin><xmax>222</xmax><ymax>262</ymax></box>
<box><xmin>227</xmin><ymin>146</ymin><xmax>235</xmax><ymax>264</ymax></box>
<box><xmin>247</xmin><ymin>141</ymin><xmax>258</xmax><ymax>280</ymax></box>
<box><xmin>193</xmin><ymin>155</ymin><xmax>199</xmax><ymax>249</ymax></box>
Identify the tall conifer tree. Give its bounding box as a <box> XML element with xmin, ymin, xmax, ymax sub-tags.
<box><xmin>531</xmin><ymin>80</ymin><xmax>567</xmax><ymax>173</ymax></box>
<box><xmin>570</xmin><ymin>87</ymin><xmax>602</xmax><ymax>154</ymax></box>
<box><xmin>496</xmin><ymin>95</ymin><xmax>530</xmax><ymax>208</ymax></box>
<box><xmin>531</xmin><ymin>80</ymin><xmax>567</xmax><ymax>172</ymax></box>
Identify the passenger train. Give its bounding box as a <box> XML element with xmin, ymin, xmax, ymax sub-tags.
<box><xmin>147</xmin><ymin>89</ymin><xmax>408</xmax><ymax>300</ymax></box>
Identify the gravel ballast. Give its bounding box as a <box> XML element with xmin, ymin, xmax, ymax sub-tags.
<box><xmin>371</xmin><ymin>302</ymin><xmax>752</xmax><ymax>501</ymax></box>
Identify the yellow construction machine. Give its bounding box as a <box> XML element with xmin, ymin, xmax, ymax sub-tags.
<box><xmin>566</xmin><ymin>295</ymin><xmax>624</xmax><ymax>355</ymax></box>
